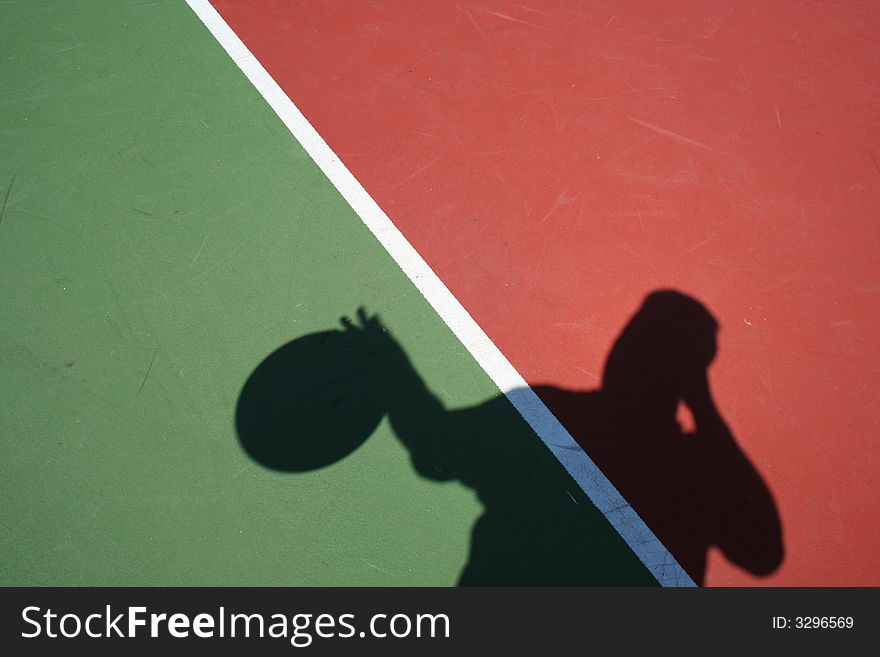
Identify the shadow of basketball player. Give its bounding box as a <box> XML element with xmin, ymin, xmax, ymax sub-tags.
<box><xmin>236</xmin><ymin>291</ymin><xmax>783</xmax><ymax>585</ymax></box>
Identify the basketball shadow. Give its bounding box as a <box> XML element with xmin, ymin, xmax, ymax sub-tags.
<box><xmin>235</xmin><ymin>292</ymin><xmax>783</xmax><ymax>585</ymax></box>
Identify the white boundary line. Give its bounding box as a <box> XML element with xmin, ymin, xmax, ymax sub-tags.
<box><xmin>185</xmin><ymin>0</ymin><xmax>695</xmax><ymax>587</ymax></box>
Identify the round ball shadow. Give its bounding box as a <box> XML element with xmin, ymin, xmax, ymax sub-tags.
<box><xmin>235</xmin><ymin>330</ymin><xmax>385</xmax><ymax>472</ymax></box>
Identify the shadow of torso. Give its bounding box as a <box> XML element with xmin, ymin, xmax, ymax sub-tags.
<box><xmin>414</xmin><ymin>385</ymin><xmax>782</xmax><ymax>586</ymax></box>
<box><xmin>423</xmin><ymin>393</ymin><xmax>657</xmax><ymax>586</ymax></box>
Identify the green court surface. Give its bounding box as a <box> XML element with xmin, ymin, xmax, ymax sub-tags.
<box><xmin>0</xmin><ymin>1</ymin><xmax>651</xmax><ymax>585</ymax></box>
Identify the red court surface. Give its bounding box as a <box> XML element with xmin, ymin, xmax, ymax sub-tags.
<box><xmin>211</xmin><ymin>0</ymin><xmax>879</xmax><ymax>585</ymax></box>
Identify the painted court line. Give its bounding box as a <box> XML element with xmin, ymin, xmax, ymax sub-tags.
<box><xmin>184</xmin><ymin>0</ymin><xmax>696</xmax><ymax>587</ymax></box>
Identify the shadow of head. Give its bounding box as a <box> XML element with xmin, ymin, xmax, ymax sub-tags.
<box><xmin>602</xmin><ymin>289</ymin><xmax>718</xmax><ymax>420</ymax></box>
